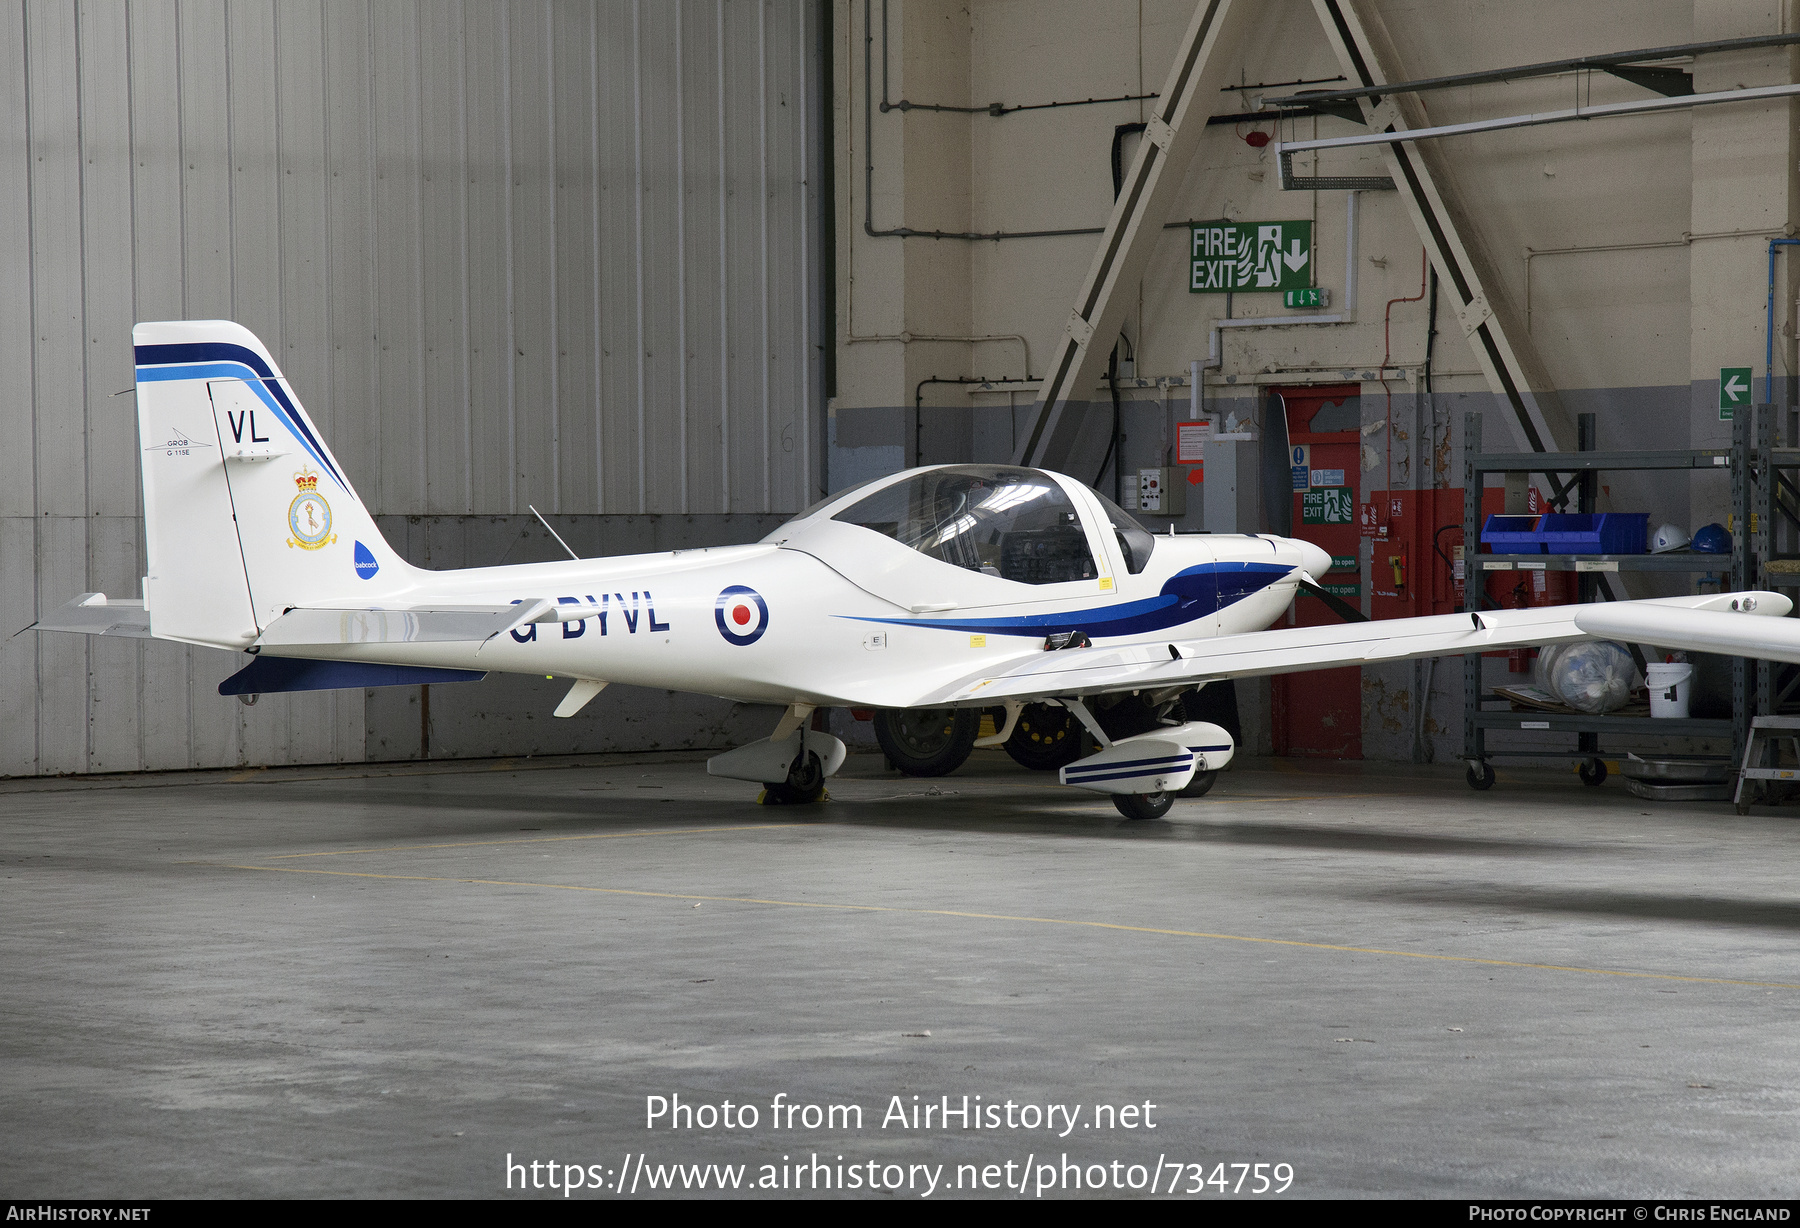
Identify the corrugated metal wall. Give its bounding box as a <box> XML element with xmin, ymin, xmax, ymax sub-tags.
<box><xmin>0</xmin><ymin>0</ymin><xmax>826</xmax><ymax>777</ymax></box>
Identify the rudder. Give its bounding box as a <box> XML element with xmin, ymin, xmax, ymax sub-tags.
<box><xmin>133</xmin><ymin>321</ymin><xmax>413</xmax><ymax>646</ymax></box>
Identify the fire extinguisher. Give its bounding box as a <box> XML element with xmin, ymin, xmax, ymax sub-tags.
<box><xmin>1434</xmin><ymin>525</ymin><xmax>1465</xmax><ymax>614</ymax></box>
<box><xmin>1526</xmin><ymin>565</ymin><xmax>1573</xmax><ymax>607</ymax></box>
<box><xmin>1509</xmin><ymin>579</ymin><xmax>1532</xmax><ymax>673</ymax></box>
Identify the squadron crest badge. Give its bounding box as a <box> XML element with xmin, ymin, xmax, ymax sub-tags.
<box><xmin>287</xmin><ymin>468</ymin><xmax>336</xmax><ymax>550</ymax></box>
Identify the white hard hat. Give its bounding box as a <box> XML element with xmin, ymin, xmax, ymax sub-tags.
<box><xmin>1651</xmin><ymin>523</ymin><xmax>1689</xmax><ymax>553</ymax></box>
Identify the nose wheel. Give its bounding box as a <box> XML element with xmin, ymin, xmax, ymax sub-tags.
<box><xmin>761</xmin><ymin>751</ymin><xmax>826</xmax><ymax>805</ymax></box>
<box><xmin>1180</xmin><ymin>770</ymin><xmax>1218</xmax><ymax>797</ymax></box>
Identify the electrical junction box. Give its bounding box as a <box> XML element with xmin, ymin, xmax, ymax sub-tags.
<box><xmin>1137</xmin><ymin>468</ymin><xmax>1185</xmax><ymax>517</ymax></box>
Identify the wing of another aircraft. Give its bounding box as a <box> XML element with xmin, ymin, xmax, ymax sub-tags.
<box><xmin>914</xmin><ymin>591</ymin><xmax>1791</xmax><ymax>707</ymax></box>
<box><xmin>250</xmin><ymin>600</ymin><xmax>599</xmax><ymax>648</ymax></box>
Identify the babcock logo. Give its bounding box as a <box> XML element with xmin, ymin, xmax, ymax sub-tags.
<box><xmin>714</xmin><ymin>585</ymin><xmax>769</xmax><ymax>645</ymax></box>
<box><xmin>353</xmin><ymin>540</ymin><xmax>379</xmax><ymax>579</ymax></box>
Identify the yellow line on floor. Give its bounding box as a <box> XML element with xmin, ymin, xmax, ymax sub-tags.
<box><xmin>265</xmin><ymin>823</ymin><xmax>811</xmax><ymax>859</ymax></box>
<box><xmin>199</xmin><ymin>861</ymin><xmax>1800</xmax><ymax>991</ymax></box>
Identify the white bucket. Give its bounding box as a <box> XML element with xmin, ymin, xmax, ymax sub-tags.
<box><xmin>1646</xmin><ymin>662</ymin><xmax>1694</xmax><ymax>719</ymax></box>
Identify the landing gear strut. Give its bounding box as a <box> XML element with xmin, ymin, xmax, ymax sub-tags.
<box><xmin>707</xmin><ymin>702</ymin><xmax>845</xmax><ymax>805</ymax></box>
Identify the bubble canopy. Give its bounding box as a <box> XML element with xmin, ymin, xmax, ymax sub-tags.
<box><xmin>829</xmin><ymin>466</ymin><xmax>1098</xmax><ymax>585</ymax></box>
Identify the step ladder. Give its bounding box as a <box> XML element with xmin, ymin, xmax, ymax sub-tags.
<box><xmin>1733</xmin><ymin>715</ymin><xmax>1800</xmax><ymax>814</ymax></box>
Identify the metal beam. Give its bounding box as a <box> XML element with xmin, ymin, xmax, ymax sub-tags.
<box><xmin>1012</xmin><ymin>0</ymin><xmax>1256</xmax><ymax>471</ymax></box>
<box><xmin>1263</xmin><ymin>31</ymin><xmax>1800</xmax><ymax>107</ymax></box>
<box><xmin>1312</xmin><ymin>0</ymin><xmax>1574</xmax><ymax>453</ymax></box>
<box><xmin>1278</xmin><ymin>80</ymin><xmax>1800</xmax><ymax>155</ymax></box>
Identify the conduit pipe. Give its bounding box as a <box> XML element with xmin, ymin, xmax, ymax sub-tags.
<box><xmin>843</xmin><ymin>330</ymin><xmax>1035</xmax><ymax>382</ymax></box>
<box><xmin>1523</xmin><ymin>229</ymin><xmax>1793</xmax><ymax>333</ymax></box>
<box><xmin>1767</xmin><ymin>238</ymin><xmax>1800</xmax><ymax>408</ymax></box>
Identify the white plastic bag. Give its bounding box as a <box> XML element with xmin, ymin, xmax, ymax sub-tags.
<box><xmin>1533</xmin><ymin>641</ymin><xmax>1641</xmax><ymax>714</ymax></box>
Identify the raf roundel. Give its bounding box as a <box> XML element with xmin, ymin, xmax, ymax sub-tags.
<box><xmin>714</xmin><ymin>585</ymin><xmax>769</xmax><ymax>646</ymax></box>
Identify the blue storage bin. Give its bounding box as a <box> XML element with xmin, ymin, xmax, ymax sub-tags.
<box><xmin>1535</xmin><ymin>512</ymin><xmax>1649</xmax><ymax>555</ymax></box>
<box><xmin>1480</xmin><ymin>514</ymin><xmax>1545</xmax><ymax>553</ymax></box>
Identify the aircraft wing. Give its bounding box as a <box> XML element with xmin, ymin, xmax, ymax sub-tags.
<box><xmin>1574</xmin><ymin>601</ymin><xmax>1800</xmax><ymax>663</ymax></box>
<box><xmin>913</xmin><ymin>591</ymin><xmax>1792</xmax><ymax>707</ymax></box>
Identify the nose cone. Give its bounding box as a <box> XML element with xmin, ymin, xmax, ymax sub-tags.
<box><xmin>1297</xmin><ymin>539</ymin><xmax>1332</xmax><ymax>581</ymax></box>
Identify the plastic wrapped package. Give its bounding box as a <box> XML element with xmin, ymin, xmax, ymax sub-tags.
<box><xmin>1533</xmin><ymin>641</ymin><xmax>1642</xmax><ymax>714</ymax></box>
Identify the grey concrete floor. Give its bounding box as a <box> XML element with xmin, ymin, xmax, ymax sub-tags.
<box><xmin>2</xmin><ymin>749</ymin><xmax>1798</xmax><ymax>1200</ymax></box>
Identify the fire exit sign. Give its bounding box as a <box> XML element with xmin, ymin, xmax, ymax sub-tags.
<box><xmin>1720</xmin><ymin>367</ymin><xmax>1752</xmax><ymax>419</ymax></box>
<box><xmin>1189</xmin><ymin>221</ymin><xmax>1313</xmax><ymax>293</ymax></box>
<box><xmin>1284</xmin><ymin>287</ymin><xmax>1329</xmax><ymax>308</ymax></box>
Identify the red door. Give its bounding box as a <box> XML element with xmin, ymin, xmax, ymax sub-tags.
<box><xmin>1271</xmin><ymin>385</ymin><xmax>1362</xmax><ymax>758</ymax></box>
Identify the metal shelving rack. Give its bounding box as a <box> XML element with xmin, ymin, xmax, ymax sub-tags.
<box><xmin>1460</xmin><ymin>409</ymin><xmax>1752</xmax><ymax>787</ymax></box>
<box><xmin>1738</xmin><ymin>404</ymin><xmax>1800</xmax><ymax>806</ymax></box>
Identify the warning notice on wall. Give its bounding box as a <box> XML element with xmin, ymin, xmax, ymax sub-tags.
<box><xmin>1189</xmin><ymin>221</ymin><xmax>1313</xmax><ymax>293</ymax></box>
<box><xmin>1176</xmin><ymin>421</ymin><xmax>1210</xmax><ymax>464</ymax></box>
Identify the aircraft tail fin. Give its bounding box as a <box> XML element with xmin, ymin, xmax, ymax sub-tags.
<box><xmin>133</xmin><ymin>321</ymin><xmax>413</xmax><ymax>647</ymax></box>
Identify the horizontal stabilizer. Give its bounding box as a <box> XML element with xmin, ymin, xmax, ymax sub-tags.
<box><xmin>219</xmin><ymin>655</ymin><xmax>486</xmax><ymax>695</ymax></box>
<box><xmin>32</xmin><ymin>593</ymin><xmax>152</xmax><ymax>639</ymax></box>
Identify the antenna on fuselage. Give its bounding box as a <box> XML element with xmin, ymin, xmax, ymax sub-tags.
<box><xmin>528</xmin><ymin>505</ymin><xmax>581</xmax><ymax>561</ymax></box>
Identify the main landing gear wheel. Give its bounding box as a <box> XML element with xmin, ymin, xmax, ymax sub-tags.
<box><xmin>1579</xmin><ymin>757</ymin><xmax>1608</xmax><ymax>786</ymax></box>
<box><xmin>1004</xmin><ymin>703</ymin><xmax>1085</xmax><ymax>771</ymax></box>
<box><xmin>1180</xmin><ymin>770</ymin><xmax>1218</xmax><ymax>798</ymax></box>
<box><xmin>1113</xmin><ymin>791</ymin><xmax>1174</xmax><ymax>820</ymax></box>
<box><xmin>1466</xmin><ymin>761</ymin><xmax>1496</xmax><ymax>791</ymax></box>
<box><xmin>872</xmin><ymin>708</ymin><xmax>979</xmax><ymax>777</ymax></box>
<box><xmin>761</xmin><ymin>750</ymin><xmax>826</xmax><ymax>805</ymax></box>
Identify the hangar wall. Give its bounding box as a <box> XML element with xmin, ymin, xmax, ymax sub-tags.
<box><xmin>1</xmin><ymin>0</ymin><xmax>826</xmax><ymax>777</ymax></box>
<box><xmin>827</xmin><ymin>0</ymin><xmax>1800</xmax><ymax>763</ymax></box>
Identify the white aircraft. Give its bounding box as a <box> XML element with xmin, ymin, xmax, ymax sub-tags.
<box><xmin>34</xmin><ymin>321</ymin><xmax>1800</xmax><ymax>817</ymax></box>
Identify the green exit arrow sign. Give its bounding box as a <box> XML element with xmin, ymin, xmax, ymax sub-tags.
<box><xmin>1720</xmin><ymin>366</ymin><xmax>1752</xmax><ymax>419</ymax></box>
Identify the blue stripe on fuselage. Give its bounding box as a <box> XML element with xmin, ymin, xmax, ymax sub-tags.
<box><xmin>841</xmin><ymin>560</ymin><xmax>1294</xmax><ymax>639</ymax></box>
<box><xmin>134</xmin><ymin>342</ymin><xmax>346</xmax><ymax>490</ymax></box>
